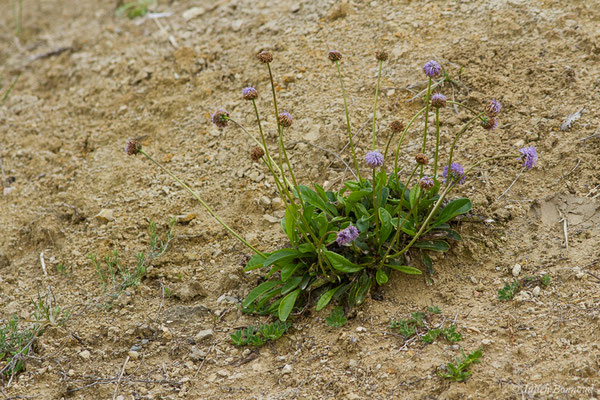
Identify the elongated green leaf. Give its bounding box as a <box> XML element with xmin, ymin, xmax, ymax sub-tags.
<box><xmin>346</xmin><ymin>190</ymin><xmax>371</xmax><ymax>203</ymax></box>
<box><xmin>243</xmin><ymin>280</ymin><xmax>281</xmax><ymax>307</ymax></box>
<box><xmin>280</xmin><ymin>262</ymin><xmax>300</xmax><ymax>282</ymax></box>
<box><xmin>414</xmin><ymin>240</ymin><xmax>450</xmax><ymax>252</ymax></box>
<box><xmin>378</xmin><ymin>207</ymin><xmax>393</xmax><ymax>242</ymax></box>
<box><xmin>323</xmin><ymin>250</ymin><xmax>364</xmax><ymax>273</ymax></box>
<box><xmin>316</xmin><ymin>286</ymin><xmax>339</xmax><ymax>311</ymax></box>
<box><xmin>244</xmin><ymin>253</ymin><xmax>268</xmax><ymax>272</ymax></box>
<box><xmin>297</xmin><ymin>185</ymin><xmax>337</xmax><ymax>216</ymax></box>
<box><xmin>278</xmin><ymin>289</ymin><xmax>300</xmax><ymax>321</ymax></box>
<box><xmin>356</xmin><ymin>275</ymin><xmax>372</xmax><ymax>305</ymax></box>
<box><xmin>376</xmin><ymin>269</ymin><xmax>389</xmax><ymax>285</ymax></box>
<box><xmin>409</xmin><ymin>185</ymin><xmax>422</xmax><ymax>211</ymax></box>
<box><xmin>281</xmin><ymin>276</ymin><xmax>303</xmax><ymax>295</ymax></box>
<box><xmin>433</xmin><ymin>198</ymin><xmax>472</xmax><ymax>226</ymax></box>
<box><xmin>264</xmin><ymin>249</ymin><xmax>302</xmax><ymax>267</ymax></box>
<box><xmin>283</xmin><ymin>206</ymin><xmax>298</xmax><ymax>244</ymax></box>
<box><xmin>386</xmin><ymin>264</ymin><xmax>422</xmax><ymax>275</ymax></box>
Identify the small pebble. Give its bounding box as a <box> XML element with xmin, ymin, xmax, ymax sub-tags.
<box><xmin>281</xmin><ymin>364</ymin><xmax>293</xmax><ymax>374</ymax></box>
<box><xmin>532</xmin><ymin>286</ymin><xmax>541</xmax><ymax>296</ymax></box>
<box><xmin>512</xmin><ymin>263</ymin><xmax>522</xmax><ymax>277</ymax></box>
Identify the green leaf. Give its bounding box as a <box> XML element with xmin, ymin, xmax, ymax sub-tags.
<box><xmin>278</xmin><ymin>289</ymin><xmax>300</xmax><ymax>321</ymax></box>
<box><xmin>325</xmin><ymin>306</ymin><xmax>347</xmax><ymax>327</ymax></box>
<box><xmin>243</xmin><ymin>280</ymin><xmax>281</xmax><ymax>307</ymax></box>
<box><xmin>297</xmin><ymin>185</ymin><xmax>337</xmax><ymax>216</ymax></box>
<box><xmin>280</xmin><ymin>263</ymin><xmax>300</xmax><ymax>282</ymax></box>
<box><xmin>346</xmin><ymin>190</ymin><xmax>371</xmax><ymax>203</ymax></box>
<box><xmin>283</xmin><ymin>206</ymin><xmax>298</xmax><ymax>244</ymax></box>
<box><xmin>376</xmin><ymin>269</ymin><xmax>388</xmax><ymax>285</ymax></box>
<box><xmin>353</xmin><ymin>202</ymin><xmax>369</xmax><ymax>218</ymax></box>
<box><xmin>386</xmin><ymin>264</ymin><xmax>422</xmax><ymax>275</ymax></box>
<box><xmin>356</xmin><ymin>275</ymin><xmax>372</xmax><ymax>305</ymax></box>
<box><xmin>316</xmin><ymin>286</ymin><xmax>339</xmax><ymax>311</ymax></box>
<box><xmin>409</xmin><ymin>185</ymin><xmax>422</xmax><ymax>211</ymax></box>
<box><xmin>433</xmin><ymin>198</ymin><xmax>472</xmax><ymax>227</ymax></box>
<box><xmin>414</xmin><ymin>240</ymin><xmax>450</xmax><ymax>252</ymax></box>
<box><xmin>264</xmin><ymin>249</ymin><xmax>302</xmax><ymax>267</ymax></box>
<box><xmin>323</xmin><ymin>250</ymin><xmax>364</xmax><ymax>273</ymax></box>
<box><xmin>378</xmin><ymin>208</ymin><xmax>393</xmax><ymax>242</ymax></box>
<box><xmin>244</xmin><ymin>254</ymin><xmax>268</xmax><ymax>272</ymax></box>
<box><xmin>281</xmin><ymin>276</ymin><xmax>303</xmax><ymax>295</ymax></box>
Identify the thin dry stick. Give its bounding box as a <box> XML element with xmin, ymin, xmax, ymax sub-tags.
<box><xmin>153</xmin><ymin>18</ymin><xmax>178</xmax><ymax>48</ymax></box>
<box><xmin>497</xmin><ymin>168</ymin><xmax>524</xmax><ymax>200</ymax></box>
<box><xmin>155</xmin><ymin>279</ymin><xmax>165</xmax><ymax>321</ymax></box>
<box><xmin>194</xmin><ymin>340</ymin><xmax>217</xmax><ymax>378</ymax></box>
<box><xmin>113</xmin><ymin>355</ymin><xmax>130</xmax><ymax>400</ymax></box>
<box><xmin>40</xmin><ymin>250</ymin><xmax>47</xmax><ymax>277</ymax></box>
<box><xmin>558</xmin><ymin>210</ymin><xmax>569</xmax><ymax>252</ymax></box>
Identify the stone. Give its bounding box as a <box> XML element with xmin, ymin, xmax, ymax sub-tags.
<box><xmin>194</xmin><ymin>329</ymin><xmax>214</xmax><ymax>342</ymax></box>
<box><xmin>281</xmin><ymin>364</ymin><xmax>292</xmax><ymax>374</ymax></box>
<box><xmin>217</xmin><ymin>369</ymin><xmax>229</xmax><ymax>377</ymax></box>
<box><xmin>79</xmin><ymin>350</ymin><xmax>91</xmax><ymax>360</ymax></box>
<box><xmin>94</xmin><ymin>209</ymin><xmax>115</xmax><ymax>223</ymax></box>
<box><xmin>183</xmin><ymin>7</ymin><xmax>206</xmax><ymax>20</ymax></box>
<box><xmin>512</xmin><ymin>263</ymin><xmax>522</xmax><ymax>277</ymax></box>
<box><xmin>263</xmin><ymin>214</ymin><xmax>279</xmax><ymax>223</ymax></box>
<box><xmin>128</xmin><ymin>350</ymin><xmax>140</xmax><ymax>360</ymax></box>
<box><xmin>532</xmin><ymin>286</ymin><xmax>541</xmax><ymax>296</ymax></box>
<box><xmin>348</xmin><ymin>359</ymin><xmax>358</xmax><ymax>368</ymax></box>
<box><xmin>356</xmin><ymin>326</ymin><xmax>367</xmax><ymax>333</ymax></box>
<box><xmin>259</xmin><ymin>196</ymin><xmax>271</xmax><ymax>207</ymax></box>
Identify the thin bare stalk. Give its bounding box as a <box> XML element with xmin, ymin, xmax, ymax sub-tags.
<box><xmin>335</xmin><ymin>60</ymin><xmax>361</xmax><ymax>180</ymax></box>
<box><xmin>372</xmin><ymin>60</ymin><xmax>383</xmax><ymax>150</ymax></box>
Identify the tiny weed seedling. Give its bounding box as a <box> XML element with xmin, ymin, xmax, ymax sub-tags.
<box><xmin>0</xmin><ymin>316</ymin><xmax>37</xmax><ymax>377</ymax></box>
<box><xmin>32</xmin><ymin>290</ymin><xmax>71</xmax><ymax>329</ymax></box>
<box><xmin>230</xmin><ymin>321</ymin><xmax>291</xmax><ymax>347</ymax></box>
<box><xmin>1</xmin><ymin>74</ymin><xmax>20</xmax><ymax>105</ymax></box>
<box><xmin>326</xmin><ymin>306</ymin><xmax>348</xmax><ymax>328</ymax></box>
<box><xmin>498</xmin><ymin>274</ymin><xmax>551</xmax><ymax>301</ymax></box>
<box><xmin>125</xmin><ymin>50</ymin><xmax>538</xmax><ymax>321</ymax></box>
<box><xmin>117</xmin><ymin>0</ymin><xmax>155</xmax><ymax>19</ymax></box>
<box><xmin>438</xmin><ymin>348</ymin><xmax>483</xmax><ymax>382</ymax></box>
<box><xmin>390</xmin><ymin>306</ymin><xmax>462</xmax><ymax>344</ymax></box>
<box><xmin>88</xmin><ymin>219</ymin><xmax>175</xmax><ymax>303</ymax></box>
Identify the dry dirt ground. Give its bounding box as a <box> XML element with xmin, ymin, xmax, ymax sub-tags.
<box><xmin>1</xmin><ymin>0</ymin><xmax>600</xmax><ymax>399</ymax></box>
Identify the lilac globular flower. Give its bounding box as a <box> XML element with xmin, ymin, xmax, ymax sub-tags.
<box><xmin>278</xmin><ymin>111</ymin><xmax>293</xmax><ymax>127</ymax></box>
<box><xmin>336</xmin><ymin>225</ymin><xmax>360</xmax><ymax>246</ymax></box>
<box><xmin>430</xmin><ymin>93</ymin><xmax>447</xmax><ymax>108</ymax></box>
<box><xmin>211</xmin><ymin>109</ymin><xmax>229</xmax><ymax>128</ymax></box>
<box><xmin>365</xmin><ymin>150</ymin><xmax>384</xmax><ymax>168</ymax></box>
<box><xmin>486</xmin><ymin>99</ymin><xmax>502</xmax><ymax>116</ymax></box>
<box><xmin>419</xmin><ymin>176</ymin><xmax>434</xmax><ymax>190</ymax></box>
<box><xmin>519</xmin><ymin>146</ymin><xmax>538</xmax><ymax>170</ymax></box>
<box><xmin>242</xmin><ymin>87</ymin><xmax>258</xmax><ymax>101</ymax></box>
<box><xmin>125</xmin><ymin>139</ymin><xmax>142</xmax><ymax>156</ymax></box>
<box><xmin>481</xmin><ymin>116</ymin><xmax>498</xmax><ymax>131</ymax></box>
<box><xmin>442</xmin><ymin>162</ymin><xmax>466</xmax><ymax>185</ymax></box>
<box><xmin>423</xmin><ymin>60</ymin><xmax>442</xmax><ymax>78</ymax></box>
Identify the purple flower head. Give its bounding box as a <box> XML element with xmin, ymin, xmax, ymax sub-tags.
<box><xmin>419</xmin><ymin>176</ymin><xmax>434</xmax><ymax>190</ymax></box>
<box><xmin>431</xmin><ymin>92</ymin><xmax>447</xmax><ymax>108</ymax></box>
<box><xmin>423</xmin><ymin>60</ymin><xmax>442</xmax><ymax>78</ymax></box>
<box><xmin>442</xmin><ymin>162</ymin><xmax>466</xmax><ymax>185</ymax></box>
<box><xmin>486</xmin><ymin>99</ymin><xmax>502</xmax><ymax>116</ymax></box>
<box><xmin>336</xmin><ymin>225</ymin><xmax>360</xmax><ymax>246</ymax></box>
<box><xmin>481</xmin><ymin>116</ymin><xmax>498</xmax><ymax>131</ymax></box>
<box><xmin>365</xmin><ymin>150</ymin><xmax>384</xmax><ymax>168</ymax></box>
<box><xmin>278</xmin><ymin>111</ymin><xmax>293</xmax><ymax>127</ymax></box>
<box><xmin>125</xmin><ymin>139</ymin><xmax>141</xmax><ymax>156</ymax></box>
<box><xmin>211</xmin><ymin>109</ymin><xmax>229</xmax><ymax>128</ymax></box>
<box><xmin>519</xmin><ymin>146</ymin><xmax>538</xmax><ymax>170</ymax></box>
<box><xmin>242</xmin><ymin>87</ymin><xmax>258</xmax><ymax>101</ymax></box>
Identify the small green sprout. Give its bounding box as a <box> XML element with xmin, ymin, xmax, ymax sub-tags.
<box><xmin>325</xmin><ymin>306</ymin><xmax>347</xmax><ymax>328</ymax></box>
<box><xmin>438</xmin><ymin>348</ymin><xmax>483</xmax><ymax>382</ymax></box>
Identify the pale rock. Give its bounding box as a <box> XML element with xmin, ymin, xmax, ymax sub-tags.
<box><xmin>263</xmin><ymin>214</ymin><xmax>279</xmax><ymax>223</ymax></box>
<box><xmin>259</xmin><ymin>196</ymin><xmax>271</xmax><ymax>207</ymax></box>
<box><xmin>348</xmin><ymin>359</ymin><xmax>358</xmax><ymax>368</ymax></box>
<box><xmin>281</xmin><ymin>364</ymin><xmax>292</xmax><ymax>374</ymax></box>
<box><xmin>512</xmin><ymin>263</ymin><xmax>522</xmax><ymax>277</ymax></box>
<box><xmin>194</xmin><ymin>329</ymin><xmax>214</xmax><ymax>342</ymax></box>
<box><xmin>217</xmin><ymin>369</ymin><xmax>229</xmax><ymax>377</ymax></box>
<box><xmin>79</xmin><ymin>350</ymin><xmax>91</xmax><ymax>360</ymax></box>
<box><xmin>356</xmin><ymin>326</ymin><xmax>367</xmax><ymax>333</ymax></box>
<box><xmin>532</xmin><ymin>286</ymin><xmax>541</xmax><ymax>296</ymax></box>
<box><xmin>94</xmin><ymin>209</ymin><xmax>115</xmax><ymax>223</ymax></box>
<box><xmin>183</xmin><ymin>7</ymin><xmax>206</xmax><ymax>20</ymax></box>
<box><xmin>128</xmin><ymin>350</ymin><xmax>140</xmax><ymax>360</ymax></box>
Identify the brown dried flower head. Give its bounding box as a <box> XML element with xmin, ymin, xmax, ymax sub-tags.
<box><xmin>415</xmin><ymin>153</ymin><xmax>429</xmax><ymax>165</ymax></box>
<box><xmin>390</xmin><ymin>120</ymin><xmax>404</xmax><ymax>133</ymax></box>
<box><xmin>328</xmin><ymin>50</ymin><xmax>342</xmax><ymax>62</ymax></box>
<box><xmin>256</xmin><ymin>51</ymin><xmax>273</xmax><ymax>64</ymax></box>
<box><xmin>375</xmin><ymin>50</ymin><xmax>388</xmax><ymax>62</ymax></box>
<box><xmin>250</xmin><ymin>146</ymin><xmax>265</xmax><ymax>162</ymax></box>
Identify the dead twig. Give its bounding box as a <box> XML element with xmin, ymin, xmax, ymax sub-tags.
<box><xmin>194</xmin><ymin>340</ymin><xmax>217</xmax><ymax>378</ymax></box>
<box><xmin>155</xmin><ymin>279</ymin><xmax>165</xmax><ymax>321</ymax></box>
<box><xmin>497</xmin><ymin>168</ymin><xmax>524</xmax><ymax>200</ymax></box>
<box><xmin>558</xmin><ymin>210</ymin><xmax>569</xmax><ymax>252</ymax></box>
<box><xmin>112</xmin><ymin>356</ymin><xmax>130</xmax><ymax>400</ymax></box>
<box><xmin>39</xmin><ymin>251</ymin><xmax>47</xmax><ymax>277</ymax></box>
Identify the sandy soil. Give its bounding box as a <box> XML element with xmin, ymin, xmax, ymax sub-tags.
<box><xmin>1</xmin><ymin>0</ymin><xmax>599</xmax><ymax>399</ymax></box>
